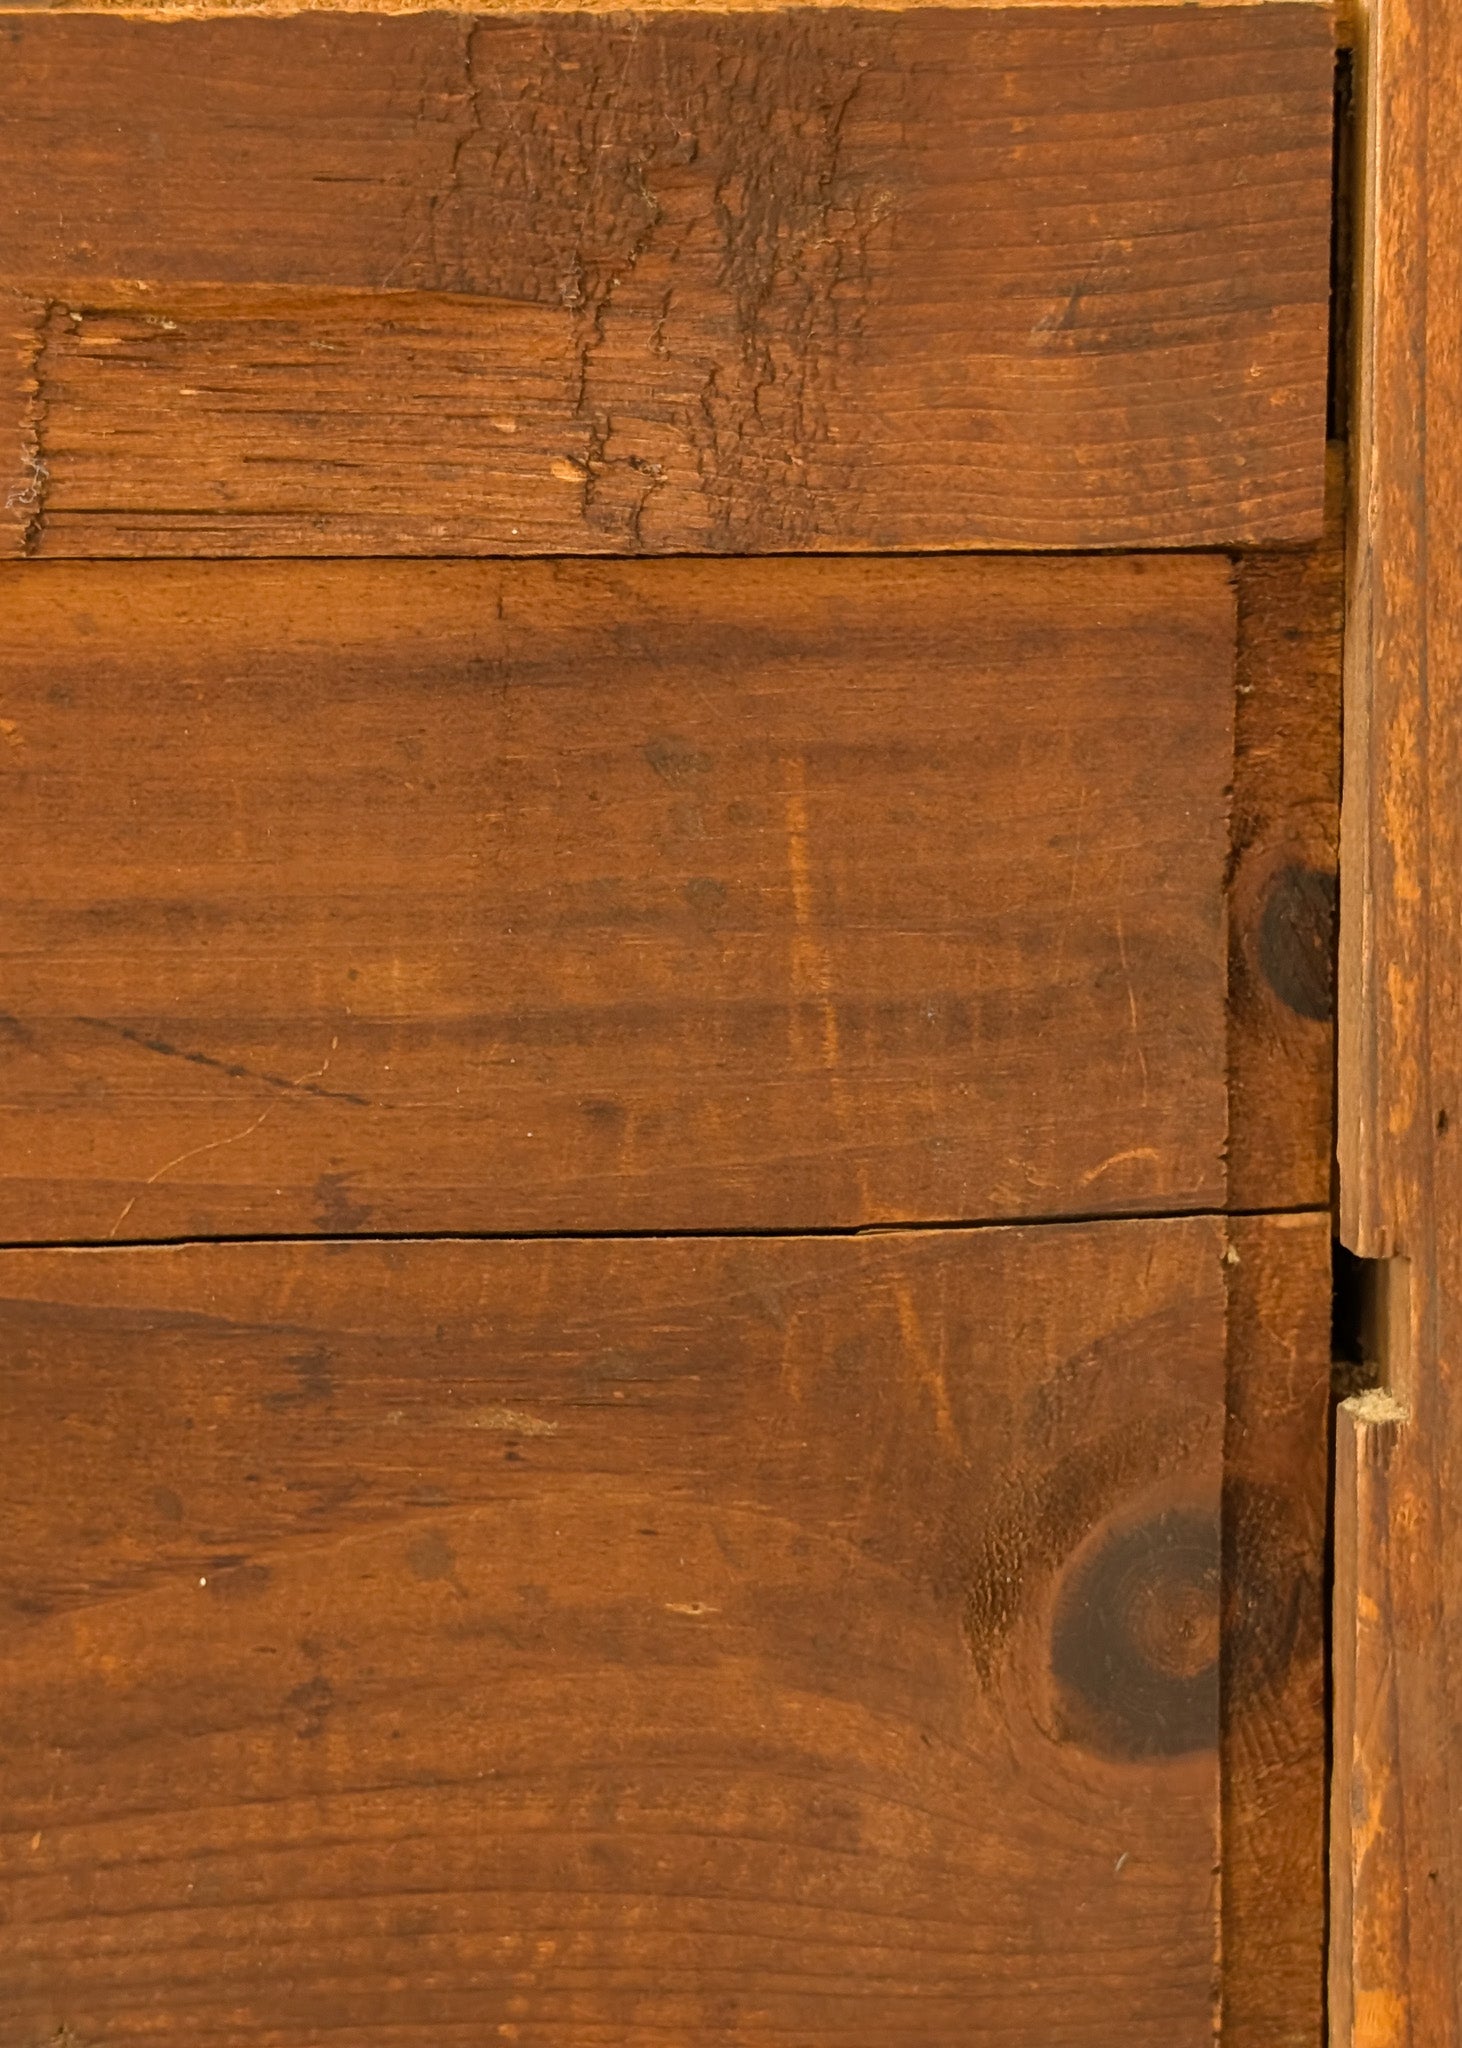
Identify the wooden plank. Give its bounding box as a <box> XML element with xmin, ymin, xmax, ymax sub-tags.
<box><xmin>0</xmin><ymin>0</ymin><xmax>1350</xmax><ymax>13</ymax></box>
<box><xmin>1221</xmin><ymin>1211</ymin><xmax>1332</xmax><ymax>2048</ymax></box>
<box><xmin>0</xmin><ymin>1218</ymin><xmax>1224</xmax><ymax>2045</ymax></box>
<box><xmin>1226</xmin><ymin>445</ymin><xmax>1344</xmax><ymax>1213</ymax></box>
<box><xmin>1332</xmin><ymin>1384</ymin><xmax>1413</xmax><ymax>2048</ymax></box>
<box><xmin>0</xmin><ymin>553</ymin><xmax>1236</xmax><ymax>1241</ymax></box>
<box><xmin>0</xmin><ymin>7</ymin><xmax>1335</xmax><ymax>555</ymax></box>
<box><xmin>1333</xmin><ymin>0</ymin><xmax>1462</xmax><ymax>2037</ymax></box>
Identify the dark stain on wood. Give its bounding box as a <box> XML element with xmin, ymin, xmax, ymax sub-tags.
<box><xmin>1257</xmin><ymin>863</ymin><xmax>1339</xmax><ymax>1022</ymax></box>
<box><xmin>1050</xmin><ymin>1507</ymin><xmax>1221</xmax><ymax>1761</ymax></box>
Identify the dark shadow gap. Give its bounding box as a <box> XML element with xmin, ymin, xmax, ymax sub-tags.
<box><xmin>0</xmin><ymin>1202</ymin><xmax>1331</xmax><ymax>1257</ymax></box>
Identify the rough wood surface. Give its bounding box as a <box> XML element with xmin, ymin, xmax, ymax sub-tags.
<box><xmin>0</xmin><ymin>6</ymin><xmax>1334</xmax><ymax>555</ymax></box>
<box><xmin>0</xmin><ymin>554</ymin><xmax>1239</xmax><ymax>1242</ymax></box>
<box><xmin>1221</xmin><ymin>1211</ymin><xmax>1332</xmax><ymax>2048</ymax></box>
<box><xmin>0</xmin><ymin>1220</ymin><xmax>1226</xmax><ymax>2045</ymax></box>
<box><xmin>1226</xmin><ymin>445</ymin><xmax>1344</xmax><ymax>1213</ymax></box>
<box><xmin>1332</xmin><ymin>1387</ymin><xmax>1414</xmax><ymax>2048</ymax></box>
<box><xmin>1333</xmin><ymin>0</ymin><xmax>1462</xmax><ymax>2038</ymax></box>
<box><xmin>3</xmin><ymin>291</ymin><xmax>46</xmax><ymax>557</ymax></box>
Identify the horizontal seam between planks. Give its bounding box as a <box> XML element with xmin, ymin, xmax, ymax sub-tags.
<box><xmin>1</xmin><ymin>543</ymin><xmax>1309</xmax><ymax>565</ymax></box>
<box><xmin>0</xmin><ymin>1203</ymin><xmax>1332</xmax><ymax>1255</ymax></box>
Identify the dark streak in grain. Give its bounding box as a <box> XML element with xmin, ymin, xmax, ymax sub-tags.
<box><xmin>76</xmin><ymin>1016</ymin><xmax>371</xmax><ymax>1105</ymax></box>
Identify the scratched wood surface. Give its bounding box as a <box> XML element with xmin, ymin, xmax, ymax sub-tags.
<box><xmin>1332</xmin><ymin>0</ymin><xmax>1462</xmax><ymax>2036</ymax></box>
<box><xmin>0</xmin><ymin>6</ymin><xmax>1335</xmax><ymax>556</ymax></box>
<box><xmin>1221</xmin><ymin>1211</ymin><xmax>1331</xmax><ymax>2048</ymax></box>
<box><xmin>0</xmin><ymin>1219</ymin><xmax>1227</xmax><ymax>2046</ymax></box>
<box><xmin>0</xmin><ymin>553</ymin><xmax>1242</xmax><ymax>1242</ymax></box>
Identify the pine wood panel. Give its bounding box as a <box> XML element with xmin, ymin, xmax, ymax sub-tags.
<box><xmin>0</xmin><ymin>1219</ymin><xmax>1227</xmax><ymax>2045</ymax></box>
<box><xmin>0</xmin><ymin>6</ymin><xmax>1335</xmax><ymax>556</ymax></box>
<box><xmin>1221</xmin><ymin>1211</ymin><xmax>1332</xmax><ymax>2048</ymax></box>
<box><xmin>1333</xmin><ymin>0</ymin><xmax>1462</xmax><ymax>2036</ymax></box>
<box><xmin>0</xmin><ymin>553</ymin><xmax>1239</xmax><ymax>1241</ymax></box>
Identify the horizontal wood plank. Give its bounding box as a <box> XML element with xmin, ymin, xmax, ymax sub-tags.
<box><xmin>0</xmin><ymin>0</ymin><xmax>1346</xmax><ymax>13</ymax></box>
<box><xmin>0</xmin><ymin>1219</ymin><xmax>1225</xmax><ymax>2045</ymax></box>
<box><xmin>0</xmin><ymin>6</ymin><xmax>1334</xmax><ymax>553</ymax></box>
<box><xmin>0</xmin><ymin>554</ymin><xmax>1237</xmax><ymax>1239</ymax></box>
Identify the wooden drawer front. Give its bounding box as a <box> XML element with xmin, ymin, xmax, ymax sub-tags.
<box><xmin>0</xmin><ymin>555</ymin><xmax>1236</xmax><ymax>1240</ymax></box>
<box><xmin>2</xmin><ymin>1222</ymin><xmax>1229</xmax><ymax>2047</ymax></box>
<box><xmin>0</xmin><ymin>6</ymin><xmax>1334</xmax><ymax>556</ymax></box>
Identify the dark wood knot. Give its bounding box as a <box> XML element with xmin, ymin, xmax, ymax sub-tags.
<box><xmin>1050</xmin><ymin>1507</ymin><xmax>1220</xmax><ymax>1760</ymax></box>
<box><xmin>1257</xmin><ymin>861</ymin><xmax>1337</xmax><ymax>1021</ymax></box>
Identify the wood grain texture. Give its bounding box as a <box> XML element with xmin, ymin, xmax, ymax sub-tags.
<box><xmin>3</xmin><ymin>290</ymin><xmax>46</xmax><ymax>556</ymax></box>
<box><xmin>0</xmin><ymin>1220</ymin><xmax>1225</xmax><ymax>2045</ymax></box>
<box><xmin>1221</xmin><ymin>1211</ymin><xmax>1332</xmax><ymax>2048</ymax></box>
<box><xmin>0</xmin><ymin>553</ymin><xmax>1238</xmax><ymax>1241</ymax></box>
<box><xmin>1333</xmin><ymin>0</ymin><xmax>1462</xmax><ymax>2038</ymax></box>
<box><xmin>1332</xmin><ymin>1384</ymin><xmax>1414</xmax><ymax>2048</ymax></box>
<box><xmin>0</xmin><ymin>6</ymin><xmax>1335</xmax><ymax>555</ymax></box>
<box><xmin>0</xmin><ymin>0</ymin><xmax>1344</xmax><ymax>13</ymax></box>
<box><xmin>1226</xmin><ymin>444</ymin><xmax>1344</xmax><ymax>1213</ymax></box>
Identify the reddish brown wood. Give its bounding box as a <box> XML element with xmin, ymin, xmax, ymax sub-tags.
<box><xmin>1221</xmin><ymin>1211</ymin><xmax>1332</xmax><ymax>2048</ymax></box>
<box><xmin>0</xmin><ymin>7</ymin><xmax>1335</xmax><ymax>555</ymax></box>
<box><xmin>3</xmin><ymin>290</ymin><xmax>46</xmax><ymax>557</ymax></box>
<box><xmin>1227</xmin><ymin>448</ymin><xmax>1343</xmax><ymax>1214</ymax></box>
<box><xmin>1333</xmin><ymin>0</ymin><xmax>1462</xmax><ymax>2036</ymax></box>
<box><xmin>0</xmin><ymin>9</ymin><xmax>1356</xmax><ymax>2038</ymax></box>
<box><xmin>0</xmin><ymin>553</ymin><xmax>1239</xmax><ymax>1240</ymax></box>
<box><xmin>0</xmin><ymin>1220</ymin><xmax>1225</xmax><ymax>2045</ymax></box>
<box><xmin>1333</xmin><ymin>1384</ymin><xmax>1414</xmax><ymax>2048</ymax></box>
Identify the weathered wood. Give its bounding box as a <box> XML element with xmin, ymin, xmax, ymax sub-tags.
<box><xmin>1226</xmin><ymin>445</ymin><xmax>1344</xmax><ymax>1213</ymax></box>
<box><xmin>0</xmin><ymin>1219</ymin><xmax>1225</xmax><ymax>2045</ymax></box>
<box><xmin>0</xmin><ymin>7</ymin><xmax>1335</xmax><ymax>555</ymax></box>
<box><xmin>0</xmin><ymin>553</ymin><xmax>1238</xmax><ymax>1241</ymax></box>
<box><xmin>1333</xmin><ymin>0</ymin><xmax>1462</xmax><ymax>2036</ymax></box>
<box><xmin>1332</xmin><ymin>1385</ymin><xmax>1413</xmax><ymax>2048</ymax></box>
<box><xmin>3</xmin><ymin>290</ymin><xmax>46</xmax><ymax>557</ymax></box>
<box><xmin>1221</xmin><ymin>1211</ymin><xmax>1332</xmax><ymax>2048</ymax></box>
